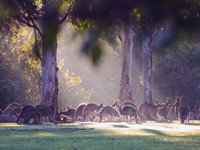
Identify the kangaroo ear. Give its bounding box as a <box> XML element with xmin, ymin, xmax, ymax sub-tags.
<box><xmin>66</xmin><ymin>106</ymin><xmax>69</xmax><ymax>111</ymax></box>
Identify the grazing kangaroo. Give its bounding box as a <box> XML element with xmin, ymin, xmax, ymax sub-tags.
<box><xmin>99</xmin><ymin>106</ymin><xmax>120</xmax><ymax>122</ymax></box>
<box><xmin>34</xmin><ymin>105</ymin><xmax>56</xmax><ymax>124</ymax></box>
<box><xmin>179</xmin><ymin>105</ymin><xmax>190</xmax><ymax>124</ymax></box>
<box><xmin>83</xmin><ymin>103</ymin><xmax>104</xmax><ymax>121</ymax></box>
<box><xmin>72</xmin><ymin>104</ymin><xmax>86</xmax><ymax>122</ymax></box>
<box><xmin>17</xmin><ymin>105</ymin><xmax>36</xmax><ymax>124</ymax></box>
<box><xmin>118</xmin><ymin>105</ymin><xmax>138</xmax><ymax>123</ymax></box>
<box><xmin>59</xmin><ymin>108</ymin><xmax>76</xmax><ymax>121</ymax></box>
<box><xmin>139</xmin><ymin>103</ymin><xmax>159</xmax><ymax>121</ymax></box>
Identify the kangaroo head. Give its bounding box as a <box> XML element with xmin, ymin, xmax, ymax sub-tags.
<box><xmin>99</xmin><ymin>103</ymin><xmax>104</xmax><ymax>108</ymax></box>
<box><xmin>112</xmin><ymin>100</ymin><xmax>119</xmax><ymax>107</ymax></box>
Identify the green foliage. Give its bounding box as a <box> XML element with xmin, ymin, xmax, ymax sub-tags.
<box><xmin>58</xmin><ymin>68</ymin><xmax>94</xmax><ymax>107</ymax></box>
<box><xmin>0</xmin><ymin>25</ymin><xmax>41</xmax><ymax>109</ymax></box>
<box><xmin>153</xmin><ymin>31</ymin><xmax>200</xmax><ymax>106</ymax></box>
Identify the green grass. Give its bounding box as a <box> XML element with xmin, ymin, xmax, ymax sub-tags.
<box><xmin>0</xmin><ymin>122</ymin><xmax>200</xmax><ymax>150</ymax></box>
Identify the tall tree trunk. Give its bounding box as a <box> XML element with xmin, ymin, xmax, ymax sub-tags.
<box><xmin>143</xmin><ymin>34</ymin><xmax>153</xmax><ymax>104</ymax></box>
<box><xmin>118</xmin><ymin>24</ymin><xmax>134</xmax><ymax>103</ymax></box>
<box><xmin>41</xmin><ymin>1</ymin><xmax>59</xmax><ymax>113</ymax></box>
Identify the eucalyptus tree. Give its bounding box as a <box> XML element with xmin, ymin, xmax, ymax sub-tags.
<box><xmin>1</xmin><ymin>0</ymin><xmax>72</xmax><ymax>112</ymax></box>
<box><xmin>72</xmin><ymin>0</ymin><xmax>200</xmax><ymax>105</ymax></box>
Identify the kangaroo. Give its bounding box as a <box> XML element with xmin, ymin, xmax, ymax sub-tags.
<box><xmin>59</xmin><ymin>108</ymin><xmax>76</xmax><ymax>122</ymax></box>
<box><xmin>139</xmin><ymin>103</ymin><xmax>159</xmax><ymax>121</ymax></box>
<box><xmin>156</xmin><ymin>98</ymin><xmax>174</xmax><ymax>122</ymax></box>
<box><xmin>5</xmin><ymin>103</ymin><xmax>23</xmax><ymax>110</ymax></box>
<box><xmin>113</xmin><ymin>100</ymin><xmax>137</xmax><ymax>109</ymax></box>
<box><xmin>99</xmin><ymin>106</ymin><xmax>120</xmax><ymax>122</ymax></box>
<box><xmin>2</xmin><ymin>108</ymin><xmax>14</xmax><ymax>115</ymax></box>
<box><xmin>72</xmin><ymin>104</ymin><xmax>86</xmax><ymax>122</ymax></box>
<box><xmin>83</xmin><ymin>103</ymin><xmax>104</xmax><ymax>122</ymax></box>
<box><xmin>3</xmin><ymin>103</ymin><xmax>23</xmax><ymax>116</ymax></box>
<box><xmin>17</xmin><ymin>105</ymin><xmax>36</xmax><ymax>124</ymax></box>
<box><xmin>179</xmin><ymin>105</ymin><xmax>189</xmax><ymax>124</ymax></box>
<box><xmin>112</xmin><ymin>100</ymin><xmax>142</xmax><ymax>121</ymax></box>
<box><xmin>171</xmin><ymin>96</ymin><xmax>182</xmax><ymax>120</ymax></box>
<box><xmin>118</xmin><ymin>105</ymin><xmax>138</xmax><ymax>123</ymax></box>
<box><xmin>34</xmin><ymin>105</ymin><xmax>56</xmax><ymax>124</ymax></box>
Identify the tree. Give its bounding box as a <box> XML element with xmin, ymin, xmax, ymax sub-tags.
<box><xmin>1</xmin><ymin>0</ymin><xmax>72</xmax><ymax>112</ymax></box>
<box><xmin>71</xmin><ymin>0</ymin><xmax>200</xmax><ymax>105</ymax></box>
<box><xmin>1</xmin><ymin>0</ymin><xmax>200</xmax><ymax>110</ymax></box>
<box><xmin>118</xmin><ymin>24</ymin><xmax>134</xmax><ymax>103</ymax></box>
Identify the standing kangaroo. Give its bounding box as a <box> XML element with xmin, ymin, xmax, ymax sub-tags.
<box><xmin>179</xmin><ymin>105</ymin><xmax>190</xmax><ymax>124</ymax></box>
<box><xmin>171</xmin><ymin>96</ymin><xmax>182</xmax><ymax>120</ymax></box>
<box><xmin>156</xmin><ymin>98</ymin><xmax>174</xmax><ymax>121</ymax></box>
<box><xmin>17</xmin><ymin>105</ymin><xmax>35</xmax><ymax>124</ymax></box>
<box><xmin>118</xmin><ymin>105</ymin><xmax>138</xmax><ymax>123</ymax></box>
<box><xmin>139</xmin><ymin>103</ymin><xmax>159</xmax><ymax>121</ymax></box>
<box><xmin>59</xmin><ymin>108</ymin><xmax>76</xmax><ymax>121</ymax></box>
<box><xmin>83</xmin><ymin>103</ymin><xmax>104</xmax><ymax>122</ymax></box>
<box><xmin>113</xmin><ymin>100</ymin><xmax>142</xmax><ymax>121</ymax></box>
<box><xmin>99</xmin><ymin>106</ymin><xmax>119</xmax><ymax>122</ymax></box>
<box><xmin>34</xmin><ymin>105</ymin><xmax>56</xmax><ymax>124</ymax></box>
<box><xmin>72</xmin><ymin>103</ymin><xmax>86</xmax><ymax>122</ymax></box>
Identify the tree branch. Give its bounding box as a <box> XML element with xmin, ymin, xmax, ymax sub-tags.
<box><xmin>151</xmin><ymin>28</ymin><xmax>158</xmax><ymax>40</ymax></box>
<box><xmin>29</xmin><ymin>16</ymin><xmax>43</xmax><ymax>37</ymax></box>
<box><xmin>58</xmin><ymin>5</ymin><xmax>72</xmax><ymax>24</ymax></box>
<box><xmin>18</xmin><ymin>16</ymin><xmax>34</xmax><ymax>28</ymax></box>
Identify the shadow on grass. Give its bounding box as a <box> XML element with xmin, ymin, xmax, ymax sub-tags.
<box><xmin>112</xmin><ymin>124</ymin><xmax>129</xmax><ymax>128</ymax></box>
<box><xmin>0</xmin><ymin>128</ymin><xmax>200</xmax><ymax>150</ymax></box>
<box><xmin>187</xmin><ymin>122</ymin><xmax>200</xmax><ymax>126</ymax></box>
<box><xmin>142</xmin><ymin>129</ymin><xmax>168</xmax><ymax>136</ymax></box>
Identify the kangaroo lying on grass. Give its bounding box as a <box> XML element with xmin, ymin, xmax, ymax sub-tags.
<box><xmin>83</xmin><ymin>103</ymin><xmax>104</xmax><ymax>121</ymax></box>
<box><xmin>99</xmin><ymin>106</ymin><xmax>120</xmax><ymax>122</ymax></box>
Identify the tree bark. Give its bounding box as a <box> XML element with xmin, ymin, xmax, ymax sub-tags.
<box><xmin>41</xmin><ymin>1</ymin><xmax>59</xmax><ymax>113</ymax></box>
<box><xmin>143</xmin><ymin>34</ymin><xmax>153</xmax><ymax>104</ymax></box>
<box><xmin>118</xmin><ymin>24</ymin><xmax>134</xmax><ymax>103</ymax></box>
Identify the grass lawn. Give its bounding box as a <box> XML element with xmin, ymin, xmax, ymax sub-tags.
<box><xmin>0</xmin><ymin>121</ymin><xmax>200</xmax><ymax>150</ymax></box>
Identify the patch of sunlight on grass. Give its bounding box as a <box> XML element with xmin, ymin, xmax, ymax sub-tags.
<box><xmin>36</xmin><ymin>132</ymin><xmax>55</xmax><ymax>137</ymax></box>
<box><xmin>100</xmin><ymin>128</ymin><xmax>155</xmax><ymax>136</ymax></box>
<box><xmin>0</xmin><ymin>123</ymin><xmax>20</xmax><ymax>126</ymax></box>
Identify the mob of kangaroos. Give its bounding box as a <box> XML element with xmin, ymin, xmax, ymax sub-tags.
<box><xmin>0</xmin><ymin>96</ymin><xmax>199</xmax><ymax>124</ymax></box>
